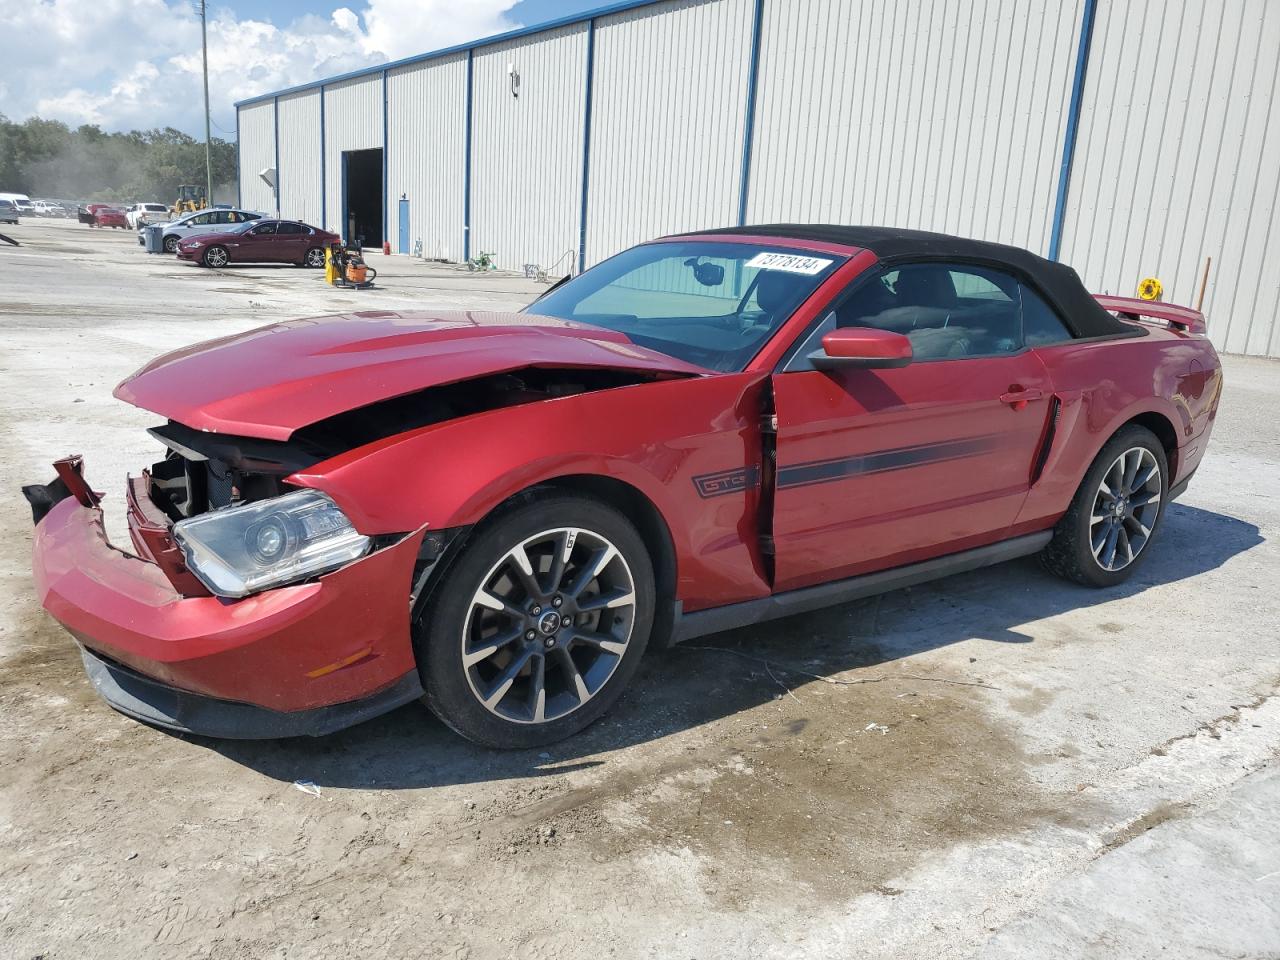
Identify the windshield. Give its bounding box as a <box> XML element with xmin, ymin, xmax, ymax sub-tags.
<box><xmin>524</xmin><ymin>241</ymin><xmax>843</xmax><ymax>371</ymax></box>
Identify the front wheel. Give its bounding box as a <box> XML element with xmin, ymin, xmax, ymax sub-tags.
<box><xmin>163</xmin><ymin>235</ymin><xmax>179</xmax><ymax>253</ymax></box>
<box><xmin>202</xmin><ymin>245</ymin><xmax>229</xmax><ymax>268</ymax></box>
<box><xmin>419</xmin><ymin>494</ymin><xmax>655</xmax><ymax>748</ymax></box>
<box><xmin>1042</xmin><ymin>425</ymin><xmax>1168</xmax><ymax>587</ymax></box>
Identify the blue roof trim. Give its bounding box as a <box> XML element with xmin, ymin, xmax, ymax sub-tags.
<box><xmin>577</xmin><ymin>18</ymin><xmax>596</xmax><ymax>273</ymax></box>
<box><xmin>233</xmin><ymin>0</ymin><xmax>666</xmax><ymax>108</ymax></box>
<box><xmin>381</xmin><ymin>69</ymin><xmax>389</xmax><ymax>246</ymax></box>
<box><xmin>735</xmin><ymin>0</ymin><xmax>764</xmax><ymax>226</ymax></box>
<box><xmin>463</xmin><ymin>49</ymin><xmax>474</xmax><ymax>262</ymax></box>
<box><xmin>1048</xmin><ymin>0</ymin><xmax>1097</xmax><ymax>261</ymax></box>
<box><xmin>272</xmin><ymin>96</ymin><xmax>280</xmax><ymax>214</ymax></box>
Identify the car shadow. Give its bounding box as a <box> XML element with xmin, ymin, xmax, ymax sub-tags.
<box><xmin>206</xmin><ymin>502</ymin><xmax>1261</xmax><ymax>789</ymax></box>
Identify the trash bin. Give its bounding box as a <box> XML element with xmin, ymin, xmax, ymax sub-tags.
<box><xmin>143</xmin><ymin>224</ymin><xmax>165</xmax><ymax>254</ymax></box>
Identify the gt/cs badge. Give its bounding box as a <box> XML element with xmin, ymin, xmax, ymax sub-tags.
<box><xmin>693</xmin><ymin>467</ymin><xmax>759</xmax><ymax>498</ymax></box>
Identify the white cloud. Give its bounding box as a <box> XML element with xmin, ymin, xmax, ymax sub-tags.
<box><xmin>0</xmin><ymin>0</ymin><xmax>520</xmax><ymax>137</ymax></box>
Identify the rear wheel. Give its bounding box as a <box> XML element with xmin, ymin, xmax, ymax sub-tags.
<box><xmin>163</xmin><ymin>235</ymin><xmax>179</xmax><ymax>253</ymax></box>
<box><xmin>202</xmin><ymin>245</ymin><xmax>229</xmax><ymax>268</ymax></box>
<box><xmin>1042</xmin><ymin>425</ymin><xmax>1168</xmax><ymax>587</ymax></box>
<box><xmin>302</xmin><ymin>247</ymin><xmax>326</xmax><ymax>268</ymax></box>
<box><xmin>419</xmin><ymin>494</ymin><xmax>655</xmax><ymax>748</ymax></box>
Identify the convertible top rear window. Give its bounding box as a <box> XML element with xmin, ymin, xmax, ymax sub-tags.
<box><xmin>525</xmin><ymin>241</ymin><xmax>843</xmax><ymax>371</ymax></box>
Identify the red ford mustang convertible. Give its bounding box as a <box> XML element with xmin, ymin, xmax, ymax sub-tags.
<box><xmin>24</xmin><ymin>226</ymin><xmax>1222</xmax><ymax>747</ymax></box>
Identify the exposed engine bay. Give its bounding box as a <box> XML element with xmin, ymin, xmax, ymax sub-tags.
<box><xmin>144</xmin><ymin>367</ymin><xmax>675</xmax><ymax>521</ymax></box>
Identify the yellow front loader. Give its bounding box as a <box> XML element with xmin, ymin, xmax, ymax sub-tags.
<box><xmin>171</xmin><ymin>185</ymin><xmax>207</xmax><ymax>217</ymax></box>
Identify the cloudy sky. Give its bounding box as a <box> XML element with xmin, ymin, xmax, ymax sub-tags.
<box><xmin>0</xmin><ymin>0</ymin><xmax>597</xmax><ymax>139</ymax></box>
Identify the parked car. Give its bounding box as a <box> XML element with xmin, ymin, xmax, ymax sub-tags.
<box><xmin>0</xmin><ymin>199</ymin><xmax>18</xmax><ymax>225</ymax></box>
<box><xmin>160</xmin><ymin>208</ymin><xmax>263</xmax><ymax>253</ymax></box>
<box><xmin>176</xmin><ymin>219</ymin><xmax>337</xmax><ymax>267</ymax></box>
<box><xmin>24</xmin><ymin>225</ymin><xmax>1222</xmax><ymax>747</ymax></box>
<box><xmin>93</xmin><ymin>207</ymin><xmax>129</xmax><ymax>229</ymax></box>
<box><xmin>12</xmin><ymin>197</ymin><xmax>35</xmax><ymax>216</ymax></box>
<box><xmin>81</xmin><ymin>203</ymin><xmax>114</xmax><ymax>226</ymax></box>
<box><xmin>126</xmin><ymin>203</ymin><xmax>170</xmax><ymax>229</ymax></box>
<box><xmin>33</xmin><ymin>200</ymin><xmax>66</xmax><ymax>217</ymax></box>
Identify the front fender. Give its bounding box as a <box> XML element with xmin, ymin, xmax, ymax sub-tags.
<box><xmin>288</xmin><ymin>373</ymin><xmax>773</xmax><ymax>611</ymax></box>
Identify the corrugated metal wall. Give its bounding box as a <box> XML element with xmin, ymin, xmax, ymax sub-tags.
<box><xmin>238</xmin><ymin>0</ymin><xmax>1280</xmax><ymax>356</ymax></box>
<box><xmin>323</xmin><ymin>75</ymin><xmax>384</xmax><ymax>240</ymax></box>
<box><xmin>1059</xmin><ymin>0</ymin><xmax>1280</xmax><ymax>357</ymax></box>
<box><xmin>387</xmin><ymin>53</ymin><xmax>468</xmax><ymax>261</ymax></box>
<box><xmin>747</xmin><ymin>0</ymin><xmax>1083</xmax><ymax>256</ymax></box>
<box><xmin>277</xmin><ymin>90</ymin><xmax>322</xmax><ymax>227</ymax></box>
<box><xmin>237</xmin><ymin>101</ymin><xmax>277</xmax><ymax>214</ymax></box>
<box><xmin>584</xmin><ymin>0</ymin><xmax>754</xmax><ymax>264</ymax></box>
<box><xmin>472</xmin><ymin>24</ymin><xmax>589</xmax><ymax>272</ymax></box>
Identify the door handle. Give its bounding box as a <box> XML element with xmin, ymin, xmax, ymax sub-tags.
<box><xmin>999</xmin><ymin>387</ymin><xmax>1043</xmax><ymax>410</ymax></box>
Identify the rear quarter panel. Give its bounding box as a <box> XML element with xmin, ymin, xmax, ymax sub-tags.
<box><xmin>289</xmin><ymin>374</ymin><xmax>773</xmax><ymax>612</ymax></box>
<box><xmin>1019</xmin><ymin>325</ymin><xmax>1222</xmax><ymax>528</ymax></box>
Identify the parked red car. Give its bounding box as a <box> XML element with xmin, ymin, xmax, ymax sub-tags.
<box><xmin>92</xmin><ymin>207</ymin><xmax>128</xmax><ymax>229</ymax></box>
<box><xmin>25</xmin><ymin>226</ymin><xmax>1222</xmax><ymax>747</ymax></box>
<box><xmin>176</xmin><ymin>219</ymin><xmax>337</xmax><ymax>268</ymax></box>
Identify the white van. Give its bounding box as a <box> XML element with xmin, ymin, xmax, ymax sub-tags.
<box><xmin>0</xmin><ymin>193</ymin><xmax>34</xmax><ymax>216</ymax></box>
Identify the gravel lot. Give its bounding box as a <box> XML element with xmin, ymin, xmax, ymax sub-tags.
<box><xmin>2</xmin><ymin>218</ymin><xmax>1278</xmax><ymax>959</ymax></box>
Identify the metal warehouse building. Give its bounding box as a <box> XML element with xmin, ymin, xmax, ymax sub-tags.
<box><xmin>236</xmin><ymin>0</ymin><xmax>1280</xmax><ymax>358</ymax></box>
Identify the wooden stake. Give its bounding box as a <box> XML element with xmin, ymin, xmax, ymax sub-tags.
<box><xmin>1197</xmin><ymin>256</ymin><xmax>1212</xmax><ymax>311</ymax></box>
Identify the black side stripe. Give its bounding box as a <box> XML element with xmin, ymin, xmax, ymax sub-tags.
<box><xmin>777</xmin><ymin>435</ymin><xmax>1003</xmax><ymax>490</ymax></box>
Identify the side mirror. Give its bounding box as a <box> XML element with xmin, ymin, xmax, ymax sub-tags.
<box><xmin>810</xmin><ymin>327</ymin><xmax>913</xmax><ymax>371</ymax></box>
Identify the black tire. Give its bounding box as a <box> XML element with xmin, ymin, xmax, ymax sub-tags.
<box><xmin>163</xmin><ymin>235</ymin><xmax>179</xmax><ymax>253</ymax></box>
<box><xmin>302</xmin><ymin>247</ymin><xmax>326</xmax><ymax>268</ymax></box>
<box><xmin>201</xmin><ymin>245</ymin><xmax>229</xmax><ymax>268</ymax></box>
<box><xmin>418</xmin><ymin>493</ymin><xmax>655</xmax><ymax>748</ymax></box>
<box><xmin>1041</xmin><ymin>424</ymin><xmax>1169</xmax><ymax>587</ymax></box>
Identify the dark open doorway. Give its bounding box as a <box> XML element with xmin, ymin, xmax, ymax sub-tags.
<box><xmin>342</xmin><ymin>148</ymin><xmax>382</xmax><ymax>250</ymax></box>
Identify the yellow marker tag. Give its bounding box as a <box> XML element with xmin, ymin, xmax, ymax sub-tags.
<box><xmin>1137</xmin><ymin>276</ymin><xmax>1163</xmax><ymax>301</ymax></box>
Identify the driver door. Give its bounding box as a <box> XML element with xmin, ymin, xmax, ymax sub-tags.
<box><xmin>231</xmin><ymin>221</ymin><xmax>277</xmax><ymax>262</ymax></box>
<box><xmin>178</xmin><ymin>211</ymin><xmax>214</xmax><ymax>238</ymax></box>
<box><xmin>770</xmin><ymin>262</ymin><xmax>1056</xmax><ymax>591</ymax></box>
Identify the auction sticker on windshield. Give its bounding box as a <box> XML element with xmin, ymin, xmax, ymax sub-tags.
<box><xmin>745</xmin><ymin>252</ymin><xmax>834</xmax><ymax>275</ymax></box>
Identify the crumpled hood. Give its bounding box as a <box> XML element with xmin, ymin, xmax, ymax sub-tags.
<box><xmin>114</xmin><ymin>310</ymin><xmax>707</xmax><ymax>440</ymax></box>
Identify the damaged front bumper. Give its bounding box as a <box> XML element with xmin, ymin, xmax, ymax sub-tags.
<box><xmin>24</xmin><ymin>457</ymin><xmax>426</xmax><ymax>738</ymax></box>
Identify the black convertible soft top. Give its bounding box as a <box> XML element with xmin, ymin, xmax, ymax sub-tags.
<box><xmin>678</xmin><ymin>223</ymin><xmax>1130</xmax><ymax>340</ymax></box>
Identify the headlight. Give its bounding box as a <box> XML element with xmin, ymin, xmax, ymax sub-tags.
<box><xmin>172</xmin><ymin>490</ymin><xmax>370</xmax><ymax>598</ymax></box>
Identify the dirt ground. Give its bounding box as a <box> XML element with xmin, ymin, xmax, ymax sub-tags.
<box><xmin>1</xmin><ymin>219</ymin><xmax>1277</xmax><ymax>959</ymax></box>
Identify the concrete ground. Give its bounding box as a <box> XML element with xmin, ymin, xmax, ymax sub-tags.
<box><xmin>0</xmin><ymin>218</ymin><xmax>1277</xmax><ymax>960</ymax></box>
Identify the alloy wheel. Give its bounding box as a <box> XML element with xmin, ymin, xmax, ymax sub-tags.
<box><xmin>461</xmin><ymin>527</ymin><xmax>636</xmax><ymax>724</ymax></box>
<box><xmin>204</xmin><ymin>247</ymin><xmax>229</xmax><ymax>268</ymax></box>
<box><xmin>304</xmin><ymin>248</ymin><xmax>326</xmax><ymax>267</ymax></box>
<box><xmin>1090</xmin><ymin>446</ymin><xmax>1162</xmax><ymax>571</ymax></box>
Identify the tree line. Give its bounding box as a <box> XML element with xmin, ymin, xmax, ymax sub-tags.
<box><xmin>0</xmin><ymin>115</ymin><xmax>238</xmax><ymax>204</ymax></box>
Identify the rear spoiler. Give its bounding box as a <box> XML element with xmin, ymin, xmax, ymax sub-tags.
<box><xmin>1094</xmin><ymin>295</ymin><xmax>1207</xmax><ymax>336</ymax></box>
